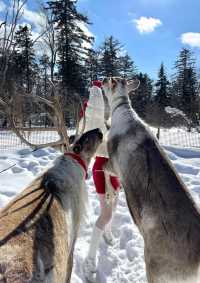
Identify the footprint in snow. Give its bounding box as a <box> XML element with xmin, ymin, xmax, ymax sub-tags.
<box><xmin>191</xmin><ymin>180</ymin><xmax>200</xmax><ymax>186</ymax></box>
<box><xmin>19</xmin><ymin>160</ymin><xmax>30</xmax><ymax>168</ymax></box>
<box><xmin>41</xmin><ymin>156</ymin><xmax>49</xmax><ymax>160</ymax></box>
<box><xmin>114</xmin><ymin>212</ymin><xmax>131</xmax><ymax>226</ymax></box>
<box><xmin>126</xmin><ymin>239</ymin><xmax>140</xmax><ymax>261</ymax></box>
<box><xmin>32</xmin><ymin>166</ymin><xmax>43</xmax><ymax>175</ymax></box>
<box><xmin>0</xmin><ymin>190</ymin><xmax>17</xmax><ymax>197</ymax></box>
<box><xmin>27</xmin><ymin>161</ymin><xmax>39</xmax><ymax>171</ymax></box>
<box><xmin>18</xmin><ymin>148</ymin><xmax>32</xmax><ymax>156</ymax></box>
<box><xmin>174</xmin><ymin>163</ymin><xmax>199</xmax><ymax>175</ymax></box>
<box><xmin>48</xmin><ymin>155</ymin><xmax>57</xmax><ymax>160</ymax></box>
<box><xmin>39</xmin><ymin>160</ymin><xmax>49</xmax><ymax>166</ymax></box>
<box><xmin>0</xmin><ymin>156</ymin><xmax>7</xmax><ymax>160</ymax></box>
<box><xmin>11</xmin><ymin>166</ymin><xmax>24</xmax><ymax>174</ymax></box>
<box><xmin>33</xmin><ymin>149</ymin><xmax>48</xmax><ymax>157</ymax></box>
<box><xmin>119</xmin><ymin>225</ymin><xmax>134</xmax><ymax>249</ymax></box>
<box><xmin>47</xmin><ymin>148</ymin><xmax>57</xmax><ymax>154</ymax></box>
<box><xmin>166</xmin><ymin>151</ymin><xmax>178</xmax><ymax>161</ymax></box>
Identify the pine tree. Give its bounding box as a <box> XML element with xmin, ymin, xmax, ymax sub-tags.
<box><xmin>99</xmin><ymin>36</ymin><xmax>122</xmax><ymax>77</ymax></box>
<box><xmin>173</xmin><ymin>48</ymin><xmax>198</xmax><ymax>124</ymax></box>
<box><xmin>85</xmin><ymin>49</ymin><xmax>100</xmax><ymax>82</ymax></box>
<box><xmin>119</xmin><ymin>53</ymin><xmax>136</xmax><ymax>79</ymax></box>
<box><xmin>46</xmin><ymin>0</ymin><xmax>93</xmax><ymax>93</ymax></box>
<box><xmin>14</xmin><ymin>25</ymin><xmax>37</xmax><ymax>92</ymax></box>
<box><xmin>130</xmin><ymin>72</ymin><xmax>153</xmax><ymax>119</ymax></box>
<box><xmin>154</xmin><ymin>63</ymin><xmax>170</xmax><ymax>109</ymax></box>
<box><xmin>98</xmin><ymin>36</ymin><xmax>136</xmax><ymax>79</ymax></box>
<box><xmin>39</xmin><ymin>54</ymin><xmax>50</xmax><ymax>96</ymax></box>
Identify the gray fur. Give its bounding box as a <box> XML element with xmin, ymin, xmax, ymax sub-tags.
<box><xmin>103</xmin><ymin>78</ymin><xmax>200</xmax><ymax>283</ymax></box>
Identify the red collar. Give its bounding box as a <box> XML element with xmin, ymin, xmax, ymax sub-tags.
<box><xmin>64</xmin><ymin>152</ymin><xmax>88</xmax><ymax>179</ymax></box>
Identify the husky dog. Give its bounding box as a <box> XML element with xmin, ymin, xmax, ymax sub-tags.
<box><xmin>0</xmin><ymin>128</ymin><xmax>103</xmax><ymax>283</ymax></box>
<box><xmin>102</xmin><ymin>77</ymin><xmax>200</xmax><ymax>283</ymax></box>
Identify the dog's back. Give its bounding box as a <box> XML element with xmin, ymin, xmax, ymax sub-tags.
<box><xmin>0</xmin><ymin>174</ymin><xmax>73</xmax><ymax>283</ymax></box>
<box><xmin>0</xmin><ymin>155</ymin><xmax>86</xmax><ymax>283</ymax></box>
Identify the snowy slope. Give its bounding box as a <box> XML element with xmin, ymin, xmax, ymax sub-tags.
<box><xmin>0</xmin><ymin>145</ymin><xmax>200</xmax><ymax>282</ymax></box>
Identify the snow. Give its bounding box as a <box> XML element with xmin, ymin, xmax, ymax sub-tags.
<box><xmin>0</xmin><ymin>147</ymin><xmax>60</xmax><ymax>207</ymax></box>
<box><xmin>165</xmin><ymin>106</ymin><xmax>188</xmax><ymax>120</ymax></box>
<box><xmin>1</xmin><ymin>142</ymin><xmax>200</xmax><ymax>282</ymax></box>
<box><xmin>151</xmin><ymin>127</ymin><xmax>200</xmax><ymax>148</ymax></box>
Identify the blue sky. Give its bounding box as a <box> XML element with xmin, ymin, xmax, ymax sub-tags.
<box><xmin>77</xmin><ymin>0</ymin><xmax>200</xmax><ymax>78</ymax></box>
<box><xmin>1</xmin><ymin>0</ymin><xmax>200</xmax><ymax>79</ymax></box>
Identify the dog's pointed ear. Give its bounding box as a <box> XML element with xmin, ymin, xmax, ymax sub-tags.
<box><xmin>127</xmin><ymin>79</ymin><xmax>140</xmax><ymax>95</ymax></box>
<box><xmin>73</xmin><ymin>143</ymin><xmax>83</xmax><ymax>154</ymax></box>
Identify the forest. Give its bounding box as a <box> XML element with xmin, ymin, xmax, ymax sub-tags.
<box><xmin>0</xmin><ymin>0</ymin><xmax>199</xmax><ymax>133</ymax></box>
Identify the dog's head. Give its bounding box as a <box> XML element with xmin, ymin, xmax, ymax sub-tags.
<box><xmin>102</xmin><ymin>77</ymin><xmax>140</xmax><ymax>100</ymax></box>
<box><xmin>71</xmin><ymin>128</ymin><xmax>103</xmax><ymax>160</ymax></box>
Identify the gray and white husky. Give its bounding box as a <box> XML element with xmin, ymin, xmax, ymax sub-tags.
<box><xmin>103</xmin><ymin>77</ymin><xmax>200</xmax><ymax>283</ymax></box>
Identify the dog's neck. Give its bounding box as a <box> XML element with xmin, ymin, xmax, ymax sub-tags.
<box><xmin>68</xmin><ymin>149</ymin><xmax>91</xmax><ymax>169</ymax></box>
<box><xmin>111</xmin><ymin>91</ymin><xmax>131</xmax><ymax>115</ymax></box>
<box><xmin>65</xmin><ymin>152</ymin><xmax>88</xmax><ymax>179</ymax></box>
<box><xmin>111</xmin><ymin>96</ymin><xmax>129</xmax><ymax>115</ymax></box>
<box><xmin>78</xmin><ymin>152</ymin><xmax>91</xmax><ymax>168</ymax></box>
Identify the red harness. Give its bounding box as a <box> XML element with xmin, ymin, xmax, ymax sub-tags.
<box><xmin>64</xmin><ymin>152</ymin><xmax>88</xmax><ymax>179</ymax></box>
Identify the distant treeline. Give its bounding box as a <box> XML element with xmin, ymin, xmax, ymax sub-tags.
<box><xmin>0</xmin><ymin>0</ymin><xmax>199</xmax><ymax>130</ymax></box>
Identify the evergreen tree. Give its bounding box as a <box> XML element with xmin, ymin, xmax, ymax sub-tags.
<box><xmin>173</xmin><ymin>48</ymin><xmax>198</xmax><ymax>124</ymax></box>
<box><xmin>85</xmin><ymin>49</ymin><xmax>100</xmax><ymax>82</ymax></box>
<box><xmin>119</xmin><ymin>53</ymin><xmax>136</xmax><ymax>79</ymax></box>
<box><xmin>14</xmin><ymin>25</ymin><xmax>37</xmax><ymax>92</ymax></box>
<box><xmin>154</xmin><ymin>63</ymin><xmax>170</xmax><ymax>109</ymax></box>
<box><xmin>46</xmin><ymin>0</ymin><xmax>93</xmax><ymax>93</ymax></box>
<box><xmin>130</xmin><ymin>72</ymin><xmax>153</xmax><ymax>119</ymax></box>
<box><xmin>99</xmin><ymin>36</ymin><xmax>122</xmax><ymax>77</ymax></box>
<box><xmin>98</xmin><ymin>36</ymin><xmax>136</xmax><ymax>79</ymax></box>
<box><xmin>39</xmin><ymin>54</ymin><xmax>50</xmax><ymax>96</ymax></box>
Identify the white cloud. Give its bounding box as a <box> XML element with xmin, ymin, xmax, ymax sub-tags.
<box><xmin>0</xmin><ymin>2</ymin><xmax>44</xmax><ymax>32</ymax></box>
<box><xmin>77</xmin><ymin>21</ymin><xmax>93</xmax><ymax>38</ymax></box>
<box><xmin>74</xmin><ymin>21</ymin><xmax>94</xmax><ymax>50</ymax></box>
<box><xmin>181</xmin><ymin>32</ymin><xmax>200</xmax><ymax>48</ymax></box>
<box><xmin>21</xmin><ymin>6</ymin><xmax>94</xmax><ymax>44</ymax></box>
<box><xmin>0</xmin><ymin>0</ymin><xmax>6</xmax><ymax>12</ymax></box>
<box><xmin>0</xmin><ymin>3</ymin><xmax>46</xmax><ymax>54</ymax></box>
<box><xmin>0</xmin><ymin>2</ymin><xmax>94</xmax><ymax>56</ymax></box>
<box><xmin>133</xmin><ymin>16</ymin><xmax>162</xmax><ymax>33</ymax></box>
<box><xmin>22</xmin><ymin>5</ymin><xmax>46</xmax><ymax>33</ymax></box>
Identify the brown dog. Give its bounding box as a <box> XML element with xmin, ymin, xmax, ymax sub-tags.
<box><xmin>0</xmin><ymin>128</ymin><xmax>103</xmax><ymax>283</ymax></box>
<box><xmin>103</xmin><ymin>77</ymin><xmax>200</xmax><ymax>283</ymax></box>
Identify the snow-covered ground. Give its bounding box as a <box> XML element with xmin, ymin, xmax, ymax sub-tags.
<box><xmin>0</xmin><ymin>144</ymin><xmax>200</xmax><ymax>282</ymax></box>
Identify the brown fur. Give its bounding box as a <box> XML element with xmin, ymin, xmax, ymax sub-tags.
<box><xmin>0</xmin><ymin>177</ymin><xmax>70</xmax><ymax>283</ymax></box>
<box><xmin>0</xmin><ymin>128</ymin><xmax>103</xmax><ymax>283</ymax></box>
